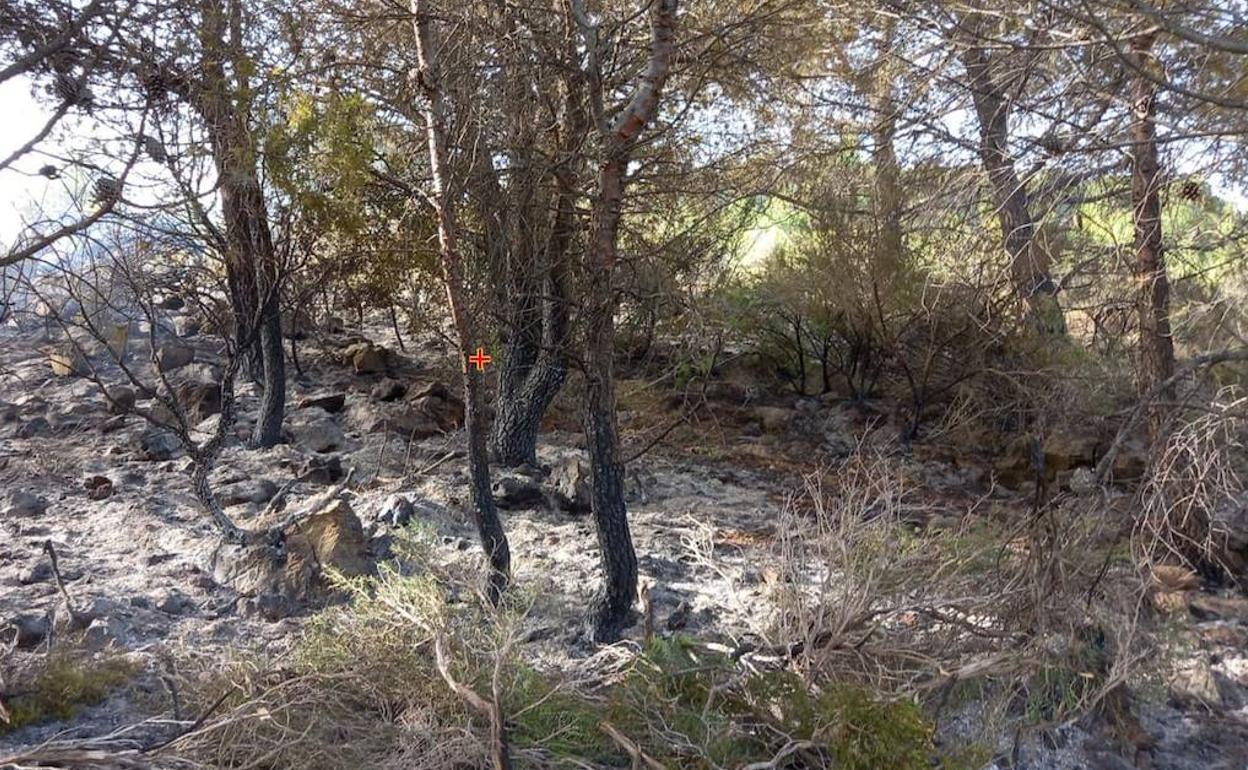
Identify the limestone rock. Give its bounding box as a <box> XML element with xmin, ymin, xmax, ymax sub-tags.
<box><xmin>753</xmin><ymin>406</ymin><xmax>793</xmax><ymax>433</ymax></box>
<box><xmin>297</xmin><ymin>392</ymin><xmax>347</xmax><ymax>414</ymax></box>
<box><xmin>550</xmin><ymin>455</ymin><xmax>592</xmax><ymax>514</ymax></box>
<box><xmin>7</xmin><ymin>612</ymin><xmax>50</xmax><ymax>649</ymax></box>
<box><xmin>5</xmin><ymin>490</ymin><xmax>49</xmax><ymax>517</ymax></box>
<box><xmin>289</xmin><ymin>410</ymin><xmax>345</xmax><ymax>453</ymax></box>
<box><xmin>344</xmin><ymin>341</ymin><xmax>389</xmax><ymax>374</ymax></box>
<box><xmin>136</xmin><ymin>429</ymin><xmax>181</xmax><ymax>461</ymax></box>
<box><xmin>174</xmin><ymin>315</ymin><xmax>202</xmax><ymax>338</ymax></box>
<box><xmin>84</xmin><ymin>474</ymin><xmax>114</xmax><ymax>500</ymax></box>
<box><xmin>408</xmin><ymin>381</ymin><xmax>464</xmax><ymax>432</ymax></box>
<box><xmin>178</xmin><ymin>381</ymin><xmax>222</xmax><ymax>424</ymax></box>
<box><xmin>219</xmin><ymin>478</ymin><xmax>279</xmax><ymax>507</ymax></box>
<box><xmin>372</xmin><ymin>378</ymin><xmax>408</xmax><ymax>402</ymax></box>
<box><xmin>106</xmin><ymin>386</ymin><xmax>136</xmax><ymax>415</ymax></box>
<box><xmin>376</xmin><ymin>494</ymin><xmax>415</xmax><ymax>527</ymax></box>
<box><xmin>493</xmin><ymin>473</ymin><xmax>545</xmax><ymax>510</ymax></box>
<box><xmin>211</xmin><ymin>494</ymin><xmax>373</xmax><ymax>608</ymax></box>
<box><xmin>299</xmin><ymin>453</ymin><xmax>344</xmax><ymax>484</ymax></box>
<box><xmin>156</xmin><ymin>342</ymin><xmax>195</xmax><ymax>371</ymax></box>
<box><xmin>48</xmin><ymin>344</ymin><xmax>87</xmax><ymax>377</ymax></box>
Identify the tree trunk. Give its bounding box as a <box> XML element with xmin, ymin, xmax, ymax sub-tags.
<box><xmin>412</xmin><ymin>0</ymin><xmax>510</xmax><ymax>604</ymax></box>
<box><xmin>1130</xmin><ymin>32</ymin><xmax>1176</xmax><ymax>443</ymax></box>
<box><xmin>962</xmin><ymin>44</ymin><xmax>1065</xmax><ymax>335</ymax></box>
<box><xmin>870</xmin><ymin>17</ymin><xmax>904</xmax><ymax>284</ymax></box>
<box><xmin>578</xmin><ymin>0</ymin><xmax>678</xmax><ymax>642</ymax></box>
<box><xmin>196</xmin><ymin>0</ymin><xmax>285</xmax><ymax>445</ymax></box>
<box><xmin>487</xmin><ymin>46</ymin><xmax>586</xmax><ymax>469</ymax></box>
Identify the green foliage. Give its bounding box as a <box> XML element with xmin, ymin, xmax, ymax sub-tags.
<box><xmin>2</xmin><ymin>651</ymin><xmax>136</xmax><ymax>734</ymax></box>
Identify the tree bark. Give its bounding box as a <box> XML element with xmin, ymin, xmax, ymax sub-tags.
<box><xmin>1130</xmin><ymin>31</ymin><xmax>1176</xmax><ymax>443</ymax></box>
<box><xmin>579</xmin><ymin>0</ymin><xmax>678</xmax><ymax>642</ymax></box>
<box><xmin>196</xmin><ymin>0</ymin><xmax>285</xmax><ymax>446</ymax></box>
<box><xmin>962</xmin><ymin>44</ymin><xmax>1065</xmax><ymax>334</ymax></box>
<box><xmin>412</xmin><ymin>0</ymin><xmax>510</xmax><ymax>604</ymax></box>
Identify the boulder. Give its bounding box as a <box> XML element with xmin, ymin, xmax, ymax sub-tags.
<box><xmin>16</xmin><ymin>417</ymin><xmax>52</xmax><ymax>438</ymax></box>
<box><xmin>372</xmin><ymin>378</ymin><xmax>408</xmax><ymax>402</ymax></box>
<box><xmin>154</xmin><ymin>588</ymin><xmax>196</xmax><ymax>615</ymax></box>
<box><xmin>178</xmin><ymin>381</ymin><xmax>222</xmax><ymax>423</ymax></box>
<box><xmin>347</xmin><ymin>402</ymin><xmax>441</xmax><ymax>439</ymax></box>
<box><xmin>84</xmin><ymin>474</ymin><xmax>114</xmax><ymax>500</ymax></box>
<box><xmin>219</xmin><ymin>478</ymin><xmax>279</xmax><ymax>507</ymax></box>
<box><xmin>6</xmin><ymin>612</ymin><xmax>50</xmax><ymax>649</ymax></box>
<box><xmin>300</xmin><ymin>454</ymin><xmax>344</xmax><ymax>485</ymax></box>
<box><xmin>289</xmin><ymin>411</ymin><xmax>345</xmax><ymax>453</ymax></box>
<box><xmin>408</xmin><ymin>381</ymin><xmax>464</xmax><ymax>432</ymax></box>
<box><xmin>753</xmin><ymin>406</ymin><xmax>793</xmax><ymax>433</ymax></box>
<box><xmin>211</xmin><ymin>494</ymin><xmax>373</xmax><ymax>606</ymax></box>
<box><xmin>174</xmin><ymin>315</ymin><xmax>203</xmax><ymax>338</ymax></box>
<box><xmin>5</xmin><ymin>490</ymin><xmax>49</xmax><ymax>517</ymax></box>
<box><xmin>1188</xmin><ymin>594</ymin><xmax>1248</xmax><ymax>623</ymax></box>
<box><xmin>550</xmin><ymin>455</ymin><xmax>592</xmax><ymax>514</ymax></box>
<box><xmin>136</xmin><ymin>429</ymin><xmax>181</xmax><ymax>461</ymax></box>
<box><xmin>376</xmin><ymin>494</ymin><xmax>415</xmax><ymax>527</ymax></box>
<box><xmin>492</xmin><ymin>474</ymin><xmax>545</xmax><ymax>510</ymax></box>
<box><xmin>297</xmin><ymin>392</ymin><xmax>347</xmax><ymax>414</ymax></box>
<box><xmin>157</xmin><ymin>294</ymin><xmax>185</xmax><ymax>311</ymax></box>
<box><xmin>156</xmin><ymin>342</ymin><xmax>195</xmax><ymax>371</ymax></box>
<box><xmin>106</xmin><ymin>386</ymin><xmax>137</xmax><ymax>415</ymax></box>
<box><xmin>344</xmin><ymin>341</ymin><xmax>389</xmax><ymax>374</ymax></box>
<box><xmin>48</xmin><ymin>344</ymin><xmax>87</xmax><ymax>377</ymax></box>
<box><xmin>1168</xmin><ymin>659</ymin><xmax>1222</xmax><ymax>706</ymax></box>
<box><xmin>1043</xmin><ymin>429</ymin><xmax>1099</xmax><ymax>472</ymax></box>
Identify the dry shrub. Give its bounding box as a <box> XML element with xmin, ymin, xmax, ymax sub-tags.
<box><xmin>762</xmin><ymin>448</ymin><xmax>1151</xmax><ymax>748</ymax></box>
<box><xmin>1136</xmin><ymin>390</ymin><xmax>1247</xmax><ymax>577</ymax></box>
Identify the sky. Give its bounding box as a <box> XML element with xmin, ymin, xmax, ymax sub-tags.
<box><xmin>0</xmin><ymin>78</ymin><xmax>56</xmax><ymax>244</ymax></box>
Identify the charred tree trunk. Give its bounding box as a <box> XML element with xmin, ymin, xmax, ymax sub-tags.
<box><xmin>413</xmin><ymin>0</ymin><xmax>510</xmax><ymax>603</ymax></box>
<box><xmin>489</xmin><ymin>68</ymin><xmax>583</xmax><ymax>469</ymax></box>
<box><xmin>1130</xmin><ymin>32</ymin><xmax>1175</xmax><ymax>443</ymax></box>
<box><xmin>578</xmin><ymin>0</ymin><xmax>678</xmax><ymax>642</ymax></box>
<box><xmin>196</xmin><ymin>0</ymin><xmax>285</xmax><ymax>447</ymax></box>
<box><xmin>870</xmin><ymin>17</ymin><xmax>904</xmax><ymax>284</ymax></box>
<box><xmin>962</xmin><ymin>44</ymin><xmax>1065</xmax><ymax>335</ymax></box>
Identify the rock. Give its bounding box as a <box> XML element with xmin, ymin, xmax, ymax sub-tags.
<box><xmin>409</xmin><ymin>381</ymin><xmax>464</xmax><ymax>432</ymax></box>
<box><xmin>299</xmin><ymin>454</ymin><xmax>344</xmax><ymax>485</ymax></box>
<box><xmin>347</xmin><ymin>402</ymin><xmax>441</xmax><ymax>439</ymax></box>
<box><xmin>48</xmin><ymin>344</ymin><xmax>87</xmax><ymax>377</ymax></box>
<box><xmin>157</xmin><ymin>342</ymin><xmax>195</xmax><ymax>371</ymax></box>
<box><xmin>82</xmin><ymin>616</ymin><xmax>122</xmax><ymax>651</ymax></box>
<box><xmin>753</xmin><ymin>406</ymin><xmax>793</xmax><ymax>433</ymax></box>
<box><xmin>492</xmin><ymin>474</ymin><xmax>545</xmax><ymax>510</ymax></box>
<box><xmin>136</xmin><ymin>429</ymin><xmax>181</xmax><ymax>461</ymax></box>
<box><xmin>1152</xmin><ymin>565</ymin><xmax>1201</xmax><ymax>592</ymax></box>
<box><xmin>105</xmin><ymin>386</ymin><xmax>137</xmax><ymax>415</ymax></box>
<box><xmin>344</xmin><ymin>341</ymin><xmax>389</xmax><ymax>374</ymax></box>
<box><xmin>297</xmin><ymin>392</ymin><xmax>347</xmax><ymax>414</ymax></box>
<box><xmin>376</xmin><ymin>495</ymin><xmax>415</xmax><ymax>528</ymax></box>
<box><xmin>372</xmin><ymin>378</ymin><xmax>408</xmax><ymax>402</ymax></box>
<box><xmin>211</xmin><ymin>493</ymin><xmax>373</xmax><ymax>606</ymax></box>
<box><xmin>84</xmin><ymin>475</ymin><xmax>114</xmax><ymax>500</ymax></box>
<box><xmin>157</xmin><ymin>294</ymin><xmax>185</xmax><ymax>310</ymax></box>
<box><xmin>19</xmin><ymin>561</ymin><xmax>53</xmax><ymax>585</ymax></box>
<box><xmin>1043</xmin><ymin>429</ymin><xmax>1099</xmax><ymax>472</ymax></box>
<box><xmin>1188</xmin><ymin>594</ymin><xmax>1248</xmax><ymax>622</ymax></box>
<box><xmin>282</xmin><ymin>308</ymin><xmax>315</xmax><ymax>339</ymax></box>
<box><xmin>550</xmin><ymin>455</ymin><xmax>592</xmax><ymax>513</ymax></box>
<box><xmin>5</xmin><ymin>490</ymin><xmax>49</xmax><ymax>517</ymax></box>
<box><xmin>289</xmin><ymin>411</ymin><xmax>345</xmax><ymax>453</ymax></box>
<box><xmin>219</xmin><ymin>478</ymin><xmax>279</xmax><ymax>507</ymax></box>
<box><xmin>16</xmin><ymin>416</ymin><xmax>52</xmax><ymax>438</ymax></box>
<box><xmin>7</xmin><ymin>612</ymin><xmax>50</xmax><ymax>649</ymax></box>
<box><xmin>1068</xmin><ymin>467</ymin><xmax>1097</xmax><ymax>496</ymax></box>
<box><xmin>154</xmin><ymin>588</ymin><xmax>195</xmax><ymax>616</ymax></box>
<box><xmin>175</xmin><ymin>380</ymin><xmax>222</xmax><ymax>423</ymax></box>
<box><xmin>174</xmin><ymin>314</ymin><xmax>203</xmax><ymax>338</ymax></box>
<box><xmin>1168</xmin><ymin>659</ymin><xmax>1222</xmax><ymax>706</ymax></box>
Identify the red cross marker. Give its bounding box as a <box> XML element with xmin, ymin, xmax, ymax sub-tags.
<box><xmin>468</xmin><ymin>346</ymin><xmax>492</xmax><ymax>371</ymax></box>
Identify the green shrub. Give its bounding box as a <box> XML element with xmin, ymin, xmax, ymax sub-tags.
<box><xmin>2</xmin><ymin>651</ymin><xmax>136</xmax><ymax>734</ymax></box>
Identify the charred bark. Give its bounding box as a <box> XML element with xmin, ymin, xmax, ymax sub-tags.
<box><xmin>1130</xmin><ymin>32</ymin><xmax>1176</xmax><ymax>443</ymax></box>
<box><xmin>962</xmin><ymin>44</ymin><xmax>1065</xmax><ymax>334</ymax></box>
<box><xmin>413</xmin><ymin>0</ymin><xmax>511</xmax><ymax>603</ymax></box>
<box><xmin>578</xmin><ymin>0</ymin><xmax>678</xmax><ymax>642</ymax></box>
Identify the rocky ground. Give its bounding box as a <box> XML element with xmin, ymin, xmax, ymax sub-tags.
<box><xmin>1</xmin><ymin>310</ymin><xmax>1247</xmax><ymax>769</ymax></box>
